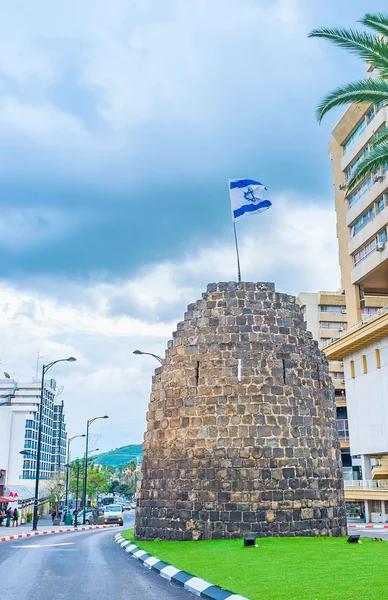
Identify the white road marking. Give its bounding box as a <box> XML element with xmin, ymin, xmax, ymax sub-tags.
<box><xmin>12</xmin><ymin>542</ymin><xmax>75</xmax><ymax>548</ymax></box>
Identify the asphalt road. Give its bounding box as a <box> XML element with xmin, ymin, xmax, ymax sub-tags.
<box><xmin>0</xmin><ymin>512</ymin><xmax>189</xmax><ymax>600</ymax></box>
<box><xmin>349</xmin><ymin>526</ymin><xmax>388</xmax><ymax>540</ymax></box>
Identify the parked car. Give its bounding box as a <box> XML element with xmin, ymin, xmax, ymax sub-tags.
<box><xmin>76</xmin><ymin>508</ymin><xmax>99</xmax><ymax>525</ymax></box>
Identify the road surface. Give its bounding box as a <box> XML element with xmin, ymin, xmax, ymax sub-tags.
<box><xmin>0</xmin><ymin>512</ymin><xmax>189</xmax><ymax>600</ymax></box>
<box><xmin>348</xmin><ymin>525</ymin><xmax>388</xmax><ymax>540</ymax></box>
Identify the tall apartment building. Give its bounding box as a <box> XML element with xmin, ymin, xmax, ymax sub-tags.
<box><xmin>329</xmin><ymin>99</ymin><xmax>388</xmax><ymax>327</ymax></box>
<box><xmin>324</xmin><ymin>94</ymin><xmax>388</xmax><ymax>522</ymax></box>
<box><xmin>296</xmin><ymin>291</ymin><xmax>358</xmax><ymax>478</ymax></box>
<box><xmin>0</xmin><ymin>378</ymin><xmax>67</xmax><ymax>486</ymax></box>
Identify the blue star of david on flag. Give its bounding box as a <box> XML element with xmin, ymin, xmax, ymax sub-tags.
<box><xmin>229</xmin><ymin>179</ymin><xmax>272</xmax><ymax>222</ymax></box>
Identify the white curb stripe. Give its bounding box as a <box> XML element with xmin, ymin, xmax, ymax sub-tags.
<box><xmin>114</xmin><ymin>536</ymin><xmax>250</xmax><ymax>599</ymax></box>
<box><xmin>160</xmin><ymin>565</ymin><xmax>180</xmax><ymax>580</ymax></box>
<box><xmin>144</xmin><ymin>556</ymin><xmax>160</xmax><ymax>569</ymax></box>
<box><xmin>184</xmin><ymin>577</ymin><xmax>212</xmax><ymax>595</ymax></box>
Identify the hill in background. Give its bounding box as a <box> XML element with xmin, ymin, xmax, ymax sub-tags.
<box><xmin>91</xmin><ymin>444</ymin><xmax>143</xmax><ymax>468</ymax></box>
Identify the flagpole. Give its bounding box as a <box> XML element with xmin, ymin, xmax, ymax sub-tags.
<box><xmin>233</xmin><ymin>221</ymin><xmax>242</xmax><ymax>283</ymax></box>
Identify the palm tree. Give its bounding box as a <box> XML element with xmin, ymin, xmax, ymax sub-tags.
<box><xmin>309</xmin><ymin>13</ymin><xmax>388</xmax><ymax>190</ymax></box>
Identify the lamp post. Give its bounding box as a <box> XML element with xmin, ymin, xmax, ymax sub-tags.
<box><xmin>133</xmin><ymin>350</ymin><xmax>163</xmax><ymax>364</ymax></box>
<box><xmin>32</xmin><ymin>357</ymin><xmax>76</xmax><ymax>531</ymax></box>
<box><xmin>82</xmin><ymin>416</ymin><xmax>108</xmax><ymax>524</ymax></box>
<box><xmin>74</xmin><ymin>462</ymin><xmax>81</xmax><ymax>526</ymax></box>
<box><xmin>65</xmin><ymin>434</ymin><xmax>85</xmax><ymax>512</ymax></box>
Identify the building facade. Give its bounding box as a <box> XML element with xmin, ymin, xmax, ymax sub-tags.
<box><xmin>329</xmin><ymin>99</ymin><xmax>388</xmax><ymax>328</ymax></box>
<box><xmin>324</xmin><ymin>91</ymin><xmax>388</xmax><ymax>522</ymax></box>
<box><xmin>296</xmin><ymin>291</ymin><xmax>358</xmax><ymax>479</ymax></box>
<box><xmin>0</xmin><ymin>378</ymin><xmax>67</xmax><ymax>486</ymax></box>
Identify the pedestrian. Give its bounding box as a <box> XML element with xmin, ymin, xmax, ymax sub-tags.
<box><xmin>51</xmin><ymin>509</ymin><xmax>56</xmax><ymax>524</ymax></box>
<box><xmin>6</xmin><ymin>508</ymin><xmax>12</xmax><ymax>527</ymax></box>
<box><xmin>12</xmin><ymin>508</ymin><xmax>19</xmax><ymax>527</ymax></box>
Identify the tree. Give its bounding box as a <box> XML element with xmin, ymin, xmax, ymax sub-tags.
<box><xmin>127</xmin><ymin>460</ymin><xmax>137</xmax><ymax>474</ymax></box>
<box><xmin>309</xmin><ymin>13</ymin><xmax>388</xmax><ymax>189</ymax></box>
<box><xmin>68</xmin><ymin>459</ymin><xmax>109</xmax><ymax>504</ymax></box>
<box><xmin>86</xmin><ymin>469</ymin><xmax>109</xmax><ymax>499</ymax></box>
<box><xmin>45</xmin><ymin>476</ymin><xmax>65</xmax><ymax>514</ymax></box>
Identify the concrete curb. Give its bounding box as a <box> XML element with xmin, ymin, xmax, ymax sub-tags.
<box><xmin>114</xmin><ymin>533</ymin><xmax>248</xmax><ymax>600</ymax></box>
<box><xmin>1</xmin><ymin>524</ymin><xmax>119</xmax><ymax>543</ymax></box>
<box><xmin>348</xmin><ymin>524</ymin><xmax>388</xmax><ymax>530</ymax></box>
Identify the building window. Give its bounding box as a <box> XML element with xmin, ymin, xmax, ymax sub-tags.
<box><xmin>343</xmin><ymin>103</ymin><xmax>382</xmax><ymax>154</ymax></box>
<box><xmin>332</xmin><ymin>372</ymin><xmax>345</xmax><ymax>379</ymax></box>
<box><xmin>320</xmin><ymin>305</ymin><xmax>345</xmax><ymax>313</ymax></box>
<box><xmin>353</xmin><ymin>237</ymin><xmax>377</xmax><ymax>265</ymax></box>
<box><xmin>375</xmin><ymin>349</ymin><xmax>381</xmax><ymax>369</ymax></box>
<box><xmin>351</xmin><ymin>205</ymin><xmax>375</xmax><ymax>237</ymax></box>
<box><xmin>361</xmin><ymin>307</ymin><xmax>379</xmax><ymax>314</ymax></box>
<box><xmin>347</xmin><ymin>177</ymin><xmax>373</xmax><ymax>209</ymax></box>
<box><xmin>343</xmin><ymin>118</ymin><xmax>367</xmax><ymax>154</ymax></box>
<box><xmin>350</xmin><ymin>360</ymin><xmax>355</xmax><ymax>379</ymax></box>
<box><xmin>345</xmin><ymin>146</ymin><xmax>370</xmax><ymax>182</ymax></box>
<box><xmin>376</xmin><ymin>195</ymin><xmax>385</xmax><ymax>214</ymax></box>
<box><xmin>370</xmin><ymin>500</ymin><xmax>382</xmax><ymax>513</ymax></box>
<box><xmin>379</xmin><ymin>228</ymin><xmax>387</xmax><ymax>244</ymax></box>
<box><xmin>362</xmin><ymin>355</ymin><xmax>367</xmax><ymax>374</ymax></box>
<box><xmin>320</xmin><ymin>322</ymin><xmax>347</xmax><ymax>329</ymax></box>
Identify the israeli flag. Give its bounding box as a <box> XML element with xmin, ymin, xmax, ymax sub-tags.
<box><xmin>229</xmin><ymin>179</ymin><xmax>272</xmax><ymax>222</ymax></box>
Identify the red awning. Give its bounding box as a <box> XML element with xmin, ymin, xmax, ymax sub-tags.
<box><xmin>0</xmin><ymin>496</ymin><xmax>12</xmax><ymax>502</ymax></box>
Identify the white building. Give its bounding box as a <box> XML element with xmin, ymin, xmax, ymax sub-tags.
<box><xmin>325</xmin><ymin>309</ymin><xmax>388</xmax><ymax>522</ymax></box>
<box><xmin>0</xmin><ymin>378</ymin><xmax>67</xmax><ymax>486</ymax></box>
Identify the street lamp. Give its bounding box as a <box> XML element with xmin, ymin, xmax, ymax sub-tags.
<box><xmin>82</xmin><ymin>416</ymin><xmax>108</xmax><ymax>524</ymax></box>
<box><xmin>32</xmin><ymin>357</ymin><xmax>76</xmax><ymax>531</ymax></box>
<box><xmin>65</xmin><ymin>434</ymin><xmax>86</xmax><ymax>512</ymax></box>
<box><xmin>133</xmin><ymin>350</ymin><xmax>163</xmax><ymax>364</ymax></box>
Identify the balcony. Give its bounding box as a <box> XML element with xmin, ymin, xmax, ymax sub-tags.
<box><xmin>346</xmin><ymin>176</ymin><xmax>388</xmax><ymax>226</ymax></box>
<box><xmin>344</xmin><ymin>479</ymin><xmax>388</xmax><ymax>502</ymax></box>
<box><xmin>348</xmin><ymin>208</ymin><xmax>388</xmax><ymax>256</ymax></box>
<box><xmin>351</xmin><ymin>241</ymin><xmax>388</xmax><ymax>285</ymax></box>
<box><xmin>344</xmin><ymin>480</ymin><xmax>388</xmax><ymax>490</ymax></box>
<box><xmin>372</xmin><ymin>458</ymin><xmax>388</xmax><ymax>480</ymax></box>
<box><xmin>332</xmin><ymin>378</ymin><xmax>345</xmax><ymax>391</ymax></box>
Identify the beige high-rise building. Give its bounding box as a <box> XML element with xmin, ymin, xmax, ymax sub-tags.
<box><xmin>329</xmin><ymin>100</ymin><xmax>388</xmax><ymax>327</ymax></box>
<box><xmin>324</xmin><ymin>95</ymin><xmax>388</xmax><ymax>522</ymax></box>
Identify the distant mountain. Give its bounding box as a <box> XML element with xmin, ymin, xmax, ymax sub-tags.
<box><xmin>91</xmin><ymin>444</ymin><xmax>143</xmax><ymax>468</ymax></box>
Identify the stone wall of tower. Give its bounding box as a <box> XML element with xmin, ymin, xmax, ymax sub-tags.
<box><xmin>135</xmin><ymin>282</ymin><xmax>347</xmax><ymax>540</ymax></box>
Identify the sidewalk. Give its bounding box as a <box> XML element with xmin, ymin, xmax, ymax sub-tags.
<box><xmin>1</xmin><ymin>514</ymin><xmax>77</xmax><ymax>533</ymax></box>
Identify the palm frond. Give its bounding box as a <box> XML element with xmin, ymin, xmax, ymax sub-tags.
<box><xmin>347</xmin><ymin>141</ymin><xmax>388</xmax><ymax>190</ymax></box>
<box><xmin>308</xmin><ymin>27</ymin><xmax>388</xmax><ymax>75</ymax></box>
<box><xmin>316</xmin><ymin>79</ymin><xmax>388</xmax><ymax>122</ymax></box>
<box><xmin>360</xmin><ymin>13</ymin><xmax>388</xmax><ymax>38</ymax></box>
<box><xmin>371</xmin><ymin>126</ymin><xmax>388</xmax><ymax>148</ymax></box>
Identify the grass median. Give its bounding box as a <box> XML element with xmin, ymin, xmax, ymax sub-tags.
<box><xmin>122</xmin><ymin>529</ymin><xmax>386</xmax><ymax>600</ymax></box>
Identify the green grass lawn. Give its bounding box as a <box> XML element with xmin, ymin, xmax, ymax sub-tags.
<box><xmin>122</xmin><ymin>529</ymin><xmax>388</xmax><ymax>600</ymax></box>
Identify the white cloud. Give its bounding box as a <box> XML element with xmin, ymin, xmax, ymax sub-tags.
<box><xmin>0</xmin><ymin>195</ymin><xmax>339</xmax><ymax>454</ymax></box>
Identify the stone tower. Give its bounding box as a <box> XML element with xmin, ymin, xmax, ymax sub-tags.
<box><xmin>135</xmin><ymin>282</ymin><xmax>347</xmax><ymax>540</ymax></box>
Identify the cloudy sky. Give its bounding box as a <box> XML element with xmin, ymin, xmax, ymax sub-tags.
<box><xmin>1</xmin><ymin>0</ymin><xmax>385</xmax><ymax>457</ymax></box>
